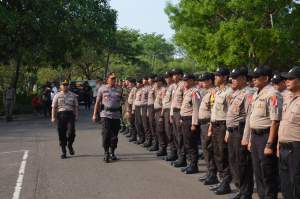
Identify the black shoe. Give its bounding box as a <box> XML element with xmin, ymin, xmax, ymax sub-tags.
<box><xmin>208</xmin><ymin>183</ymin><xmax>221</xmax><ymax>190</ymax></box>
<box><xmin>165</xmin><ymin>153</ymin><xmax>178</xmax><ymax>161</ymax></box>
<box><xmin>111</xmin><ymin>153</ymin><xmax>118</xmax><ymax>161</ymax></box>
<box><xmin>149</xmin><ymin>144</ymin><xmax>159</xmax><ymax>152</ymax></box>
<box><xmin>198</xmin><ymin>152</ymin><xmax>204</xmax><ymax>160</ymax></box>
<box><xmin>173</xmin><ymin>160</ymin><xmax>187</xmax><ymax>168</ymax></box>
<box><xmin>198</xmin><ymin>173</ymin><xmax>209</xmax><ymax>182</ymax></box>
<box><xmin>68</xmin><ymin>145</ymin><xmax>75</xmax><ymax>155</ymax></box>
<box><xmin>181</xmin><ymin>166</ymin><xmax>188</xmax><ymax>172</ymax></box>
<box><xmin>61</xmin><ymin>154</ymin><xmax>67</xmax><ymax>159</ymax></box>
<box><xmin>204</xmin><ymin>174</ymin><xmax>219</xmax><ymax>185</ymax></box>
<box><xmin>104</xmin><ymin>152</ymin><xmax>110</xmax><ymax>163</ymax></box>
<box><xmin>156</xmin><ymin>149</ymin><xmax>167</xmax><ymax>157</ymax></box>
<box><xmin>143</xmin><ymin>141</ymin><xmax>152</xmax><ymax>148</ymax></box>
<box><xmin>214</xmin><ymin>182</ymin><xmax>231</xmax><ymax>195</ymax></box>
<box><xmin>230</xmin><ymin>192</ymin><xmax>241</xmax><ymax>199</ymax></box>
<box><xmin>137</xmin><ymin>139</ymin><xmax>145</xmax><ymax>145</ymax></box>
<box><xmin>185</xmin><ymin>165</ymin><xmax>199</xmax><ymax>174</ymax></box>
<box><xmin>129</xmin><ymin>137</ymin><xmax>137</xmax><ymax>142</ymax></box>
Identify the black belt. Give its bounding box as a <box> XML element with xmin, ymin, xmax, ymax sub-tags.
<box><xmin>181</xmin><ymin>116</ymin><xmax>192</xmax><ymax>121</ymax></box>
<box><xmin>227</xmin><ymin>122</ymin><xmax>245</xmax><ymax>133</ymax></box>
<box><xmin>199</xmin><ymin>118</ymin><xmax>210</xmax><ymax>124</ymax></box>
<box><xmin>104</xmin><ymin>107</ymin><xmax>121</xmax><ymax>112</ymax></box>
<box><xmin>280</xmin><ymin>142</ymin><xmax>300</xmax><ymax>150</ymax></box>
<box><xmin>173</xmin><ymin>108</ymin><xmax>180</xmax><ymax>113</ymax></box>
<box><xmin>251</xmin><ymin>128</ymin><xmax>270</xmax><ymax>135</ymax></box>
<box><xmin>211</xmin><ymin>120</ymin><xmax>226</xmax><ymax>126</ymax></box>
<box><xmin>154</xmin><ymin>108</ymin><xmax>162</xmax><ymax>112</ymax></box>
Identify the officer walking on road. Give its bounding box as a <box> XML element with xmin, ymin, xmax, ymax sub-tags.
<box><xmin>244</xmin><ymin>66</ymin><xmax>283</xmax><ymax>199</ymax></box>
<box><xmin>3</xmin><ymin>85</ymin><xmax>16</xmax><ymax>122</ymax></box>
<box><xmin>92</xmin><ymin>73</ymin><xmax>123</xmax><ymax>163</ymax></box>
<box><xmin>52</xmin><ymin>80</ymin><xmax>79</xmax><ymax>159</ymax></box>
<box><xmin>278</xmin><ymin>66</ymin><xmax>300</xmax><ymax>199</ymax></box>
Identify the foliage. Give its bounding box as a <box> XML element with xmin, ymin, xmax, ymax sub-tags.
<box><xmin>166</xmin><ymin>0</ymin><xmax>300</xmax><ymax>70</ymax></box>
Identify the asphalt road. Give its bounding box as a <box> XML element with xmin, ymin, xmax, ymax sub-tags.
<box><xmin>0</xmin><ymin>109</ymin><xmax>254</xmax><ymax>199</ymax></box>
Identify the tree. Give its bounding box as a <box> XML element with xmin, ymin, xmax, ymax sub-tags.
<box><xmin>166</xmin><ymin>0</ymin><xmax>300</xmax><ymax>70</ymax></box>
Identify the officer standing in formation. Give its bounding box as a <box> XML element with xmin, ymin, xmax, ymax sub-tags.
<box><xmin>92</xmin><ymin>73</ymin><xmax>123</xmax><ymax>163</ymax></box>
<box><xmin>278</xmin><ymin>66</ymin><xmax>300</xmax><ymax>199</ymax></box>
<box><xmin>52</xmin><ymin>80</ymin><xmax>79</xmax><ymax>159</ymax></box>
<box><xmin>209</xmin><ymin>67</ymin><xmax>233</xmax><ymax>195</ymax></box>
<box><xmin>180</xmin><ymin>74</ymin><xmax>201</xmax><ymax>174</ymax></box>
<box><xmin>162</xmin><ymin>71</ymin><xmax>177</xmax><ymax>161</ymax></box>
<box><xmin>126</xmin><ymin>78</ymin><xmax>137</xmax><ymax>142</ymax></box>
<box><xmin>244</xmin><ymin>66</ymin><xmax>283</xmax><ymax>199</ymax></box>
<box><xmin>226</xmin><ymin>68</ymin><xmax>255</xmax><ymax>199</ymax></box>
<box><xmin>3</xmin><ymin>85</ymin><xmax>16</xmax><ymax>122</ymax></box>
<box><xmin>198</xmin><ymin>72</ymin><xmax>219</xmax><ymax>185</ymax></box>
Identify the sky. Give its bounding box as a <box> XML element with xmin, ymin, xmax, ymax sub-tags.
<box><xmin>109</xmin><ymin>0</ymin><xmax>179</xmax><ymax>40</ymax></box>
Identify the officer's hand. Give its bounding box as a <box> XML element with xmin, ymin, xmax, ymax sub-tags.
<box><xmin>241</xmin><ymin>139</ymin><xmax>248</xmax><ymax>146</ymax></box>
<box><xmin>207</xmin><ymin>125</ymin><xmax>212</xmax><ymax>137</ymax></box>
<box><xmin>170</xmin><ymin>116</ymin><xmax>173</xmax><ymax>124</ymax></box>
<box><xmin>92</xmin><ymin>115</ymin><xmax>97</xmax><ymax>123</ymax></box>
<box><xmin>276</xmin><ymin>145</ymin><xmax>280</xmax><ymax>158</ymax></box>
<box><xmin>159</xmin><ymin>117</ymin><xmax>163</xmax><ymax>122</ymax></box>
<box><xmin>224</xmin><ymin>131</ymin><xmax>229</xmax><ymax>143</ymax></box>
<box><xmin>247</xmin><ymin>142</ymin><xmax>251</xmax><ymax>152</ymax></box>
<box><xmin>264</xmin><ymin>147</ymin><xmax>273</xmax><ymax>156</ymax></box>
<box><xmin>51</xmin><ymin>118</ymin><xmax>56</xmax><ymax>123</ymax></box>
<box><xmin>191</xmin><ymin>125</ymin><xmax>197</xmax><ymax>132</ymax></box>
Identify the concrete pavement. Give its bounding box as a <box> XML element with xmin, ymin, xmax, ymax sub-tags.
<box><xmin>0</xmin><ymin>109</ymin><xmax>251</xmax><ymax>199</ymax></box>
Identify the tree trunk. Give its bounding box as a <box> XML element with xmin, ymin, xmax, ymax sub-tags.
<box><xmin>104</xmin><ymin>52</ymin><xmax>110</xmax><ymax>79</ymax></box>
<box><xmin>13</xmin><ymin>55</ymin><xmax>22</xmax><ymax>89</ymax></box>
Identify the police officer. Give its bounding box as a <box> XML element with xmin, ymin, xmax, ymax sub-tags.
<box><xmin>243</xmin><ymin>66</ymin><xmax>282</xmax><ymax>199</ymax></box>
<box><xmin>126</xmin><ymin>78</ymin><xmax>138</xmax><ymax>142</ymax></box>
<box><xmin>180</xmin><ymin>74</ymin><xmax>201</xmax><ymax>174</ymax></box>
<box><xmin>148</xmin><ymin>75</ymin><xmax>158</xmax><ymax>151</ymax></box>
<box><xmin>141</xmin><ymin>76</ymin><xmax>151</xmax><ymax>147</ymax></box>
<box><xmin>52</xmin><ymin>80</ymin><xmax>79</xmax><ymax>159</ymax></box>
<box><xmin>226</xmin><ymin>68</ymin><xmax>255</xmax><ymax>199</ymax></box>
<box><xmin>271</xmin><ymin>73</ymin><xmax>292</xmax><ymax>103</ymax></box>
<box><xmin>162</xmin><ymin>71</ymin><xmax>177</xmax><ymax>161</ymax></box>
<box><xmin>198</xmin><ymin>72</ymin><xmax>219</xmax><ymax>185</ymax></box>
<box><xmin>209</xmin><ymin>67</ymin><xmax>233</xmax><ymax>195</ymax></box>
<box><xmin>278</xmin><ymin>66</ymin><xmax>300</xmax><ymax>199</ymax></box>
<box><xmin>3</xmin><ymin>86</ymin><xmax>16</xmax><ymax>122</ymax></box>
<box><xmin>92</xmin><ymin>73</ymin><xmax>123</xmax><ymax>163</ymax></box>
<box><xmin>153</xmin><ymin>76</ymin><xmax>167</xmax><ymax>156</ymax></box>
<box><xmin>133</xmin><ymin>79</ymin><xmax>145</xmax><ymax>144</ymax></box>
<box><xmin>170</xmin><ymin>68</ymin><xmax>186</xmax><ymax>168</ymax></box>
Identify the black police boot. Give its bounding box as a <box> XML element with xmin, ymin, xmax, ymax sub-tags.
<box><xmin>198</xmin><ymin>173</ymin><xmax>209</xmax><ymax>182</ymax></box>
<box><xmin>137</xmin><ymin>138</ymin><xmax>145</xmax><ymax>145</ymax></box>
<box><xmin>198</xmin><ymin>152</ymin><xmax>204</xmax><ymax>160</ymax></box>
<box><xmin>143</xmin><ymin>140</ymin><xmax>152</xmax><ymax>148</ymax></box>
<box><xmin>104</xmin><ymin>152</ymin><xmax>110</xmax><ymax>163</ymax></box>
<box><xmin>156</xmin><ymin>148</ymin><xmax>167</xmax><ymax>157</ymax></box>
<box><xmin>61</xmin><ymin>146</ymin><xmax>67</xmax><ymax>159</ymax></box>
<box><xmin>230</xmin><ymin>191</ymin><xmax>241</xmax><ymax>199</ymax></box>
<box><xmin>110</xmin><ymin>148</ymin><xmax>118</xmax><ymax>161</ymax></box>
<box><xmin>165</xmin><ymin>151</ymin><xmax>178</xmax><ymax>161</ymax></box>
<box><xmin>149</xmin><ymin>142</ymin><xmax>159</xmax><ymax>151</ymax></box>
<box><xmin>204</xmin><ymin>174</ymin><xmax>219</xmax><ymax>185</ymax></box>
<box><xmin>185</xmin><ymin>164</ymin><xmax>199</xmax><ymax>174</ymax></box>
<box><xmin>214</xmin><ymin>181</ymin><xmax>231</xmax><ymax>195</ymax></box>
<box><xmin>129</xmin><ymin>136</ymin><xmax>137</xmax><ymax>142</ymax></box>
<box><xmin>173</xmin><ymin>159</ymin><xmax>187</xmax><ymax>168</ymax></box>
<box><xmin>68</xmin><ymin>144</ymin><xmax>75</xmax><ymax>155</ymax></box>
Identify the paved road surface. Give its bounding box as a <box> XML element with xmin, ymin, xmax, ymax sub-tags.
<box><xmin>0</xmin><ymin>109</ymin><xmax>255</xmax><ymax>199</ymax></box>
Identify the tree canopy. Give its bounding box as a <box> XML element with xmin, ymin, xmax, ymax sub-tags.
<box><xmin>166</xmin><ymin>0</ymin><xmax>300</xmax><ymax>70</ymax></box>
